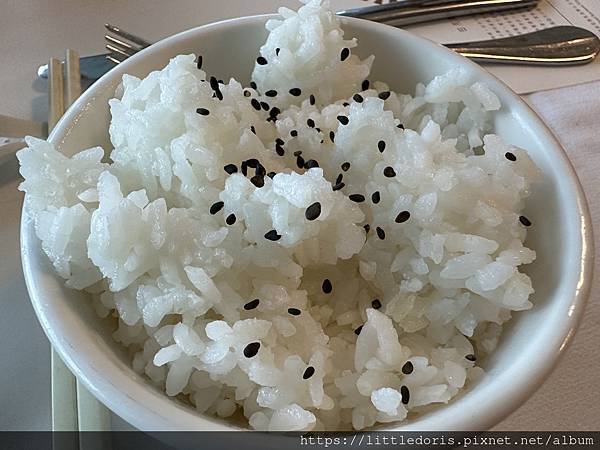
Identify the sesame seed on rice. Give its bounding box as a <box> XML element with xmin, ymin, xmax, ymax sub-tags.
<box><xmin>340</xmin><ymin>47</ymin><xmax>350</xmax><ymax>61</ymax></box>
<box><xmin>243</xmin><ymin>299</ymin><xmax>260</xmax><ymax>310</ymax></box>
<box><xmin>243</xmin><ymin>342</ymin><xmax>260</xmax><ymax>358</ymax></box>
<box><xmin>209</xmin><ymin>201</ymin><xmax>224</xmax><ymax>215</ymax></box>
<box><xmin>264</xmin><ymin>229</ymin><xmax>282</xmax><ymax>241</ymax></box>
<box><xmin>322</xmin><ymin>279</ymin><xmax>333</xmax><ymax>294</ymax></box>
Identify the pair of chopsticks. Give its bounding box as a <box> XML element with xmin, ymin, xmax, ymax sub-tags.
<box><xmin>48</xmin><ymin>50</ymin><xmax>111</xmax><ymax>435</ymax></box>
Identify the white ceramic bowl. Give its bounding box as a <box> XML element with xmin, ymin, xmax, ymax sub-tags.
<box><xmin>21</xmin><ymin>15</ymin><xmax>593</xmax><ymax>431</ymax></box>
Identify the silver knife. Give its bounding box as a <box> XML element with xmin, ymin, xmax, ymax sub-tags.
<box><xmin>338</xmin><ymin>0</ymin><xmax>538</xmax><ymax>26</ymax></box>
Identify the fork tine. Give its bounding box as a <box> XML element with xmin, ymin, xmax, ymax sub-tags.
<box><xmin>104</xmin><ymin>23</ymin><xmax>151</xmax><ymax>48</ymax></box>
<box><xmin>105</xmin><ymin>38</ymin><xmax>139</xmax><ymax>57</ymax></box>
<box><xmin>106</xmin><ymin>43</ymin><xmax>135</xmax><ymax>59</ymax></box>
<box><xmin>106</xmin><ymin>54</ymin><xmax>124</xmax><ymax>65</ymax></box>
<box><xmin>105</xmin><ymin>34</ymin><xmax>141</xmax><ymax>52</ymax></box>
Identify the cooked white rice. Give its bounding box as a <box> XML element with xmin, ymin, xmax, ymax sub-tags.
<box><xmin>18</xmin><ymin>0</ymin><xmax>540</xmax><ymax>431</ymax></box>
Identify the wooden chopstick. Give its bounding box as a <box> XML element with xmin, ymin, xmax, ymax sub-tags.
<box><xmin>49</xmin><ymin>50</ymin><xmax>111</xmax><ymax>435</ymax></box>
<box><xmin>65</xmin><ymin>49</ymin><xmax>82</xmax><ymax>107</ymax></box>
<box><xmin>48</xmin><ymin>55</ymin><xmax>79</xmax><ymax>434</ymax></box>
<box><xmin>48</xmin><ymin>59</ymin><xmax>64</xmax><ymax>131</ymax></box>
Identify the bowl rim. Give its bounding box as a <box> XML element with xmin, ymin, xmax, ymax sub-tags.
<box><xmin>20</xmin><ymin>13</ymin><xmax>594</xmax><ymax>432</ymax></box>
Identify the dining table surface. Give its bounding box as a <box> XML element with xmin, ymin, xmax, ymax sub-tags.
<box><xmin>0</xmin><ymin>0</ymin><xmax>598</xmax><ymax>431</ymax></box>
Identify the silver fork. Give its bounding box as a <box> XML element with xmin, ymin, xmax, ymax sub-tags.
<box><xmin>102</xmin><ymin>23</ymin><xmax>600</xmax><ymax>68</ymax></box>
<box><xmin>104</xmin><ymin>24</ymin><xmax>152</xmax><ymax>64</ymax></box>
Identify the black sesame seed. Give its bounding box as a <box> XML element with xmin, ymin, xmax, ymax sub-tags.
<box><xmin>322</xmin><ymin>279</ymin><xmax>333</xmax><ymax>294</ymax></box>
<box><xmin>343</xmin><ymin>102</ymin><xmax>350</xmax><ymax>107</ymax></box>
<box><xmin>210</xmin><ymin>76</ymin><xmax>219</xmax><ymax>91</ymax></box>
<box><xmin>267</xmin><ymin>172</ymin><xmax>276</xmax><ymax>179</ymax></box>
<box><xmin>269</xmin><ymin>107</ymin><xmax>281</xmax><ymax>118</ymax></box>
<box><xmin>256</xmin><ymin>163</ymin><xmax>266</xmax><ymax>177</ymax></box>
<box><xmin>465</xmin><ymin>354</ymin><xmax>477</xmax><ymax>362</ymax></box>
<box><xmin>332</xmin><ymin>182</ymin><xmax>345</xmax><ymax>191</ymax></box>
<box><xmin>296</xmin><ymin>155</ymin><xmax>305</xmax><ymax>169</ymax></box>
<box><xmin>288</xmin><ymin>308</ymin><xmax>301</xmax><ymax>316</ymax></box>
<box><xmin>250</xmin><ymin>81</ymin><xmax>257</xmax><ymax>90</ymax></box>
<box><xmin>291</xmin><ymin>130</ymin><xmax>298</xmax><ymax>137</ymax></box>
<box><xmin>275</xmin><ymin>138</ymin><xmax>285</xmax><ymax>146</ymax></box>
<box><xmin>251</xmin><ymin>98</ymin><xmax>261</xmax><ymax>110</ymax></box>
<box><xmin>209</xmin><ymin>201</ymin><xmax>224</xmax><ymax>215</ymax></box>
<box><xmin>402</xmin><ymin>361</ymin><xmax>414</xmax><ymax>375</ymax></box>
<box><xmin>371</xmin><ymin>299</ymin><xmax>382</xmax><ymax>309</ymax></box>
<box><xmin>246</xmin><ymin>158</ymin><xmax>258</xmax><ymax>168</ymax></box>
<box><xmin>250</xmin><ymin>125</ymin><xmax>256</xmax><ymax>134</ymax></box>
<box><xmin>337</xmin><ymin>115</ymin><xmax>349</xmax><ymax>126</ymax></box>
<box><xmin>349</xmin><ymin>194</ymin><xmax>365</xmax><ymax>203</ymax></box>
<box><xmin>196</xmin><ymin>108</ymin><xmax>210</xmax><ymax>116</ymax></box>
<box><xmin>341</xmin><ymin>162</ymin><xmax>350</xmax><ymax>171</ymax></box>
<box><xmin>256</xmin><ymin>56</ymin><xmax>268</xmax><ymax>65</ymax></box>
<box><xmin>505</xmin><ymin>151</ymin><xmax>517</xmax><ymax>161</ymax></box>
<box><xmin>218</xmin><ymin>80</ymin><xmax>224</xmax><ymax>84</ymax></box>
<box><xmin>196</xmin><ymin>55</ymin><xmax>203</xmax><ymax>69</ymax></box>
<box><xmin>241</xmin><ymin>161</ymin><xmax>248</xmax><ymax>176</ymax></box>
<box><xmin>315</xmin><ymin>127</ymin><xmax>321</xmax><ymax>133</ymax></box>
<box><xmin>371</xmin><ymin>191</ymin><xmax>380</xmax><ymax>204</ymax></box>
<box><xmin>354</xmin><ymin>325</ymin><xmax>363</xmax><ymax>335</ymax></box>
<box><xmin>340</xmin><ymin>47</ymin><xmax>350</xmax><ymax>61</ymax></box>
<box><xmin>400</xmin><ymin>385</ymin><xmax>410</xmax><ymax>404</ymax></box>
<box><xmin>244</xmin><ymin>90</ymin><xmax>251</xmax><ymax>97</ymax></box>
<box><xmin>363</xmin><ymin>224</ymin><xmax>370</xmax><ymax>234</ymax></box>
<box><xmin>395</xmin><ymin>210</ymin><xmax>411</xmax><ymax>223</ymax></box>
<box><xmin>250</xmin><ymin>175</ymin><xmax>264</xmax><ymax>188</ymax></box>
<box><xmin>289</xmin><ymin>88</ymin><xmax>302</xmax><ymax>97</ymax></box>
<box><xmin>376</xmin><ymin>226</ymin><xmax>385</xmax><ymax>240</ymax></box>
<box><xmin>309</xmin><ymin>94</ymin><xmax>316</xmax><ymax>106</ymax></box>
<box><xmin>383</xmin><ymin>166</ymin><xmax>396</xmax><ymax>178</ymax></box>
<box><xmin>378</xmin><ymin>91</ymin><xmax>391</xmax><ymax>100</ymax></box>
<box><xmin>378</xmin><ymin>140</ymin><xmax>386</xmax><ymax>153</ymax></box>
<box><xmin>215</xmin><ymin>90</ymin><xmax>224</xmax><ymax>101</ymax></box>
<box><xmin>305</xmin><ymin>202</ymin><xmax>322</xmax><ymax>221</ymax></box>
<box><xmin>353</xmin><ymin>94</ymin><xmax>364</xmax><ymax>103</ymax></box>
<box><xmin>303</xmin><ymin>366</ymin><xmax>316</xmax><ymax>380</ymax></box>
<box><xmin>307</xmin><ymin>118</ymin><xmax>315</xmax><ymax>128</ymax></box>
<box><xmin>362</xmin><ymin>80</ymin><xmax>370</xmax><ymax>91</ymax></box>
<box><xmin>397</xmin><ymin>123</ymin><xmax>405</xmax><ymax>130</ymax></box>
<box><xmin>226</xmin><ymin>213</ymin><xmax>236</xmax><ymax>225</ymax></box>
<box><xmin>275</xmin><ymin>144</ymin><xmax>285</xmax><ymax>156</ymax></box>
<box><xmin>244</xmin><ymin>299</ymin><xmax>260</xmax><ymax>310</ymax></box>
<box><xmin>224</xmin><ymin>164</ymin><xmax>238</xmax><ymax>175</ymax></box>
<box><xmin>329</xmin><ymin>131</ymin><xmax>335</xmax><ymax>143</ymax></box>
<box><xmin>275</xmin><ymin>47</ymin><xmax>280</xmax><ymax>56</ymax></box>
<box><xmin>260</xmin><ymin>101</ymin><xmax>270</xmax><ymax>111</ymax></box>
<box><xmin>294</xmin><ymin>150</ymin><xmax>303</xmax><ymax>157</ymax></box>
<box><xmin>304</xmin><ymin>159</ymin><xmax>319</xmax><ymax>169</ymax></box>
<box><xmin>265</xmin><ymin>90</ymin><xmax>278</xmax><ymax>97</ymax></box>
<box><xmin>335</xmin><ymin>173</ymin><xmax>343</xmax><ymax>185</ymax></box>
<box><xmin>519</xmin><ymin>215</ymin><xmax>532</xmax><ymax>227</ymax></box>
<box><xmin>243</xmin><ymin>342</ymin><xmax>261</xmax><ymax>358</ymax></box>
<box><xmin>264</xmin><ymin>229</ymin><xmax>282</xmax><ymax>241</ymax></box>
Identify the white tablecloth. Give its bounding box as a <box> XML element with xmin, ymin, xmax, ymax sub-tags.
<box><xmin>0</xmin><ymin>0</ymin><xmax>598</xmax><ymax>431</ymax></box>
